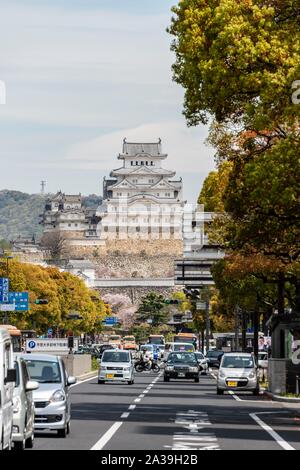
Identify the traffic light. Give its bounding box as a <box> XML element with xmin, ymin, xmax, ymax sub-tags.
<box><xmin>35</xmin><ymin>299</ymin><xmax>49</xmax><ymax>305</ymax></box>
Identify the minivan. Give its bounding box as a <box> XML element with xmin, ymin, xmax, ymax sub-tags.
<box><xmin>0</xmin><ymin>327</ymin><xmax>17</xmax><ymax>450</ymax></box>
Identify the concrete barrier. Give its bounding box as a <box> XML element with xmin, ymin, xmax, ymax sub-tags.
<box><xmin>62</xmin><ymin>354</ymin><xmax>92</xmax><ymax>378</ymax></box>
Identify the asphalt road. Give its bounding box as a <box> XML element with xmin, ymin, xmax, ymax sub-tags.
<box><xmin>30</xmin><ymin>372</ymin><xmax>300</xmax><ymax>451</ymax></box>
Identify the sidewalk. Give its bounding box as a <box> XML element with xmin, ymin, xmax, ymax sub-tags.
<box><xmin>76</xmin><ymin>370</ymin><xmax>98</xmax><ymax>381</ymax></box>
<box><xmin>263</xmin><ymin>391</ymin><xmax>300</xmax><ymax>417</ymax></box>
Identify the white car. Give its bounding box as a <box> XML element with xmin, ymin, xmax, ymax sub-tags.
<box><xmin>12</xmin><ymin>357</ymin><xmax>39</xmax><ymax>450</ymax></box>
<box><xmin>0</xmin><ymin>328</ymin><xmax>16</xmax><ymax>450</ymax></box>
<box><xmin>195</xmin><ymin>352</ymin><xmax>208</xmax><ymax>375</ymax></box>
<box><xmin>217</xmin><ymin>353</ymin><xmax>259</xmax><ymax>396</ymax></box>
<box><xmin>98</xmin><ymin>350</ymin><xmax>135</xmax><ymax>385</ymax></box>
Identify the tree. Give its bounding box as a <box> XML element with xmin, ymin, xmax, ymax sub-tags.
<box><xmin>135</xmin><ymin>292</ymin><xmax>170</xmax><ymax>327</ymax></box>
<box><xmin>42</xmin><ymin>231</ymin><xmax>69</xmax><ymax>261</ymax></box>
<box><xmin>0</xmin><ymin>259</ymin><xmax>108</xmax><ymax>335</ymax></box>
<box><xmin>169</xmin><ymin>0</ymin><xmax>299</xmax><ymax>126</ymax></box>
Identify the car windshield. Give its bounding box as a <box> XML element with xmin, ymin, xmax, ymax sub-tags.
<box><xmin>222</xmin><ymin>356</ymin><xmax>255</xmax><ymax>369</ymax></box>
<box><xmin>141</xmin><ymin>346</ymin><xmax>153</xmax><ymax>351</ymax></box>
<box><xmin>259</xmin><ymin>353</ymin><xmax>268</xmax><ymax>360</ymax></box>
<box><xmin>207</xmin><ymin>351</ymin><xmax>223</xmax><ymax>358</ymax></box>
<box><xmin>168</xmin><ymin>353</ymin><xmax>197</xmax><ymax>365</ymax></box>
<box><xmin>174</xmin><ymin>344</ymin><xmax>194</xmax><ymax>352</ymax></box>
<box><xmin>24</xmin><ymin>360</ymin><xmax>62</xmax><ymax>383</ymax></box>
<box><xmin>195</xmin><ymin>353</ymin><xmax>205</xmax><ymax>360</ymax></box>
<box><xmin>102</xmin><ymin>351</ymin><xmax>130</xmax><ymax>363</ymax></box>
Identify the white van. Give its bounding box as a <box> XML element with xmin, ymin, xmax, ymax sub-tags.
<box><xmin>0</xmin><ymin>328</ymin><xmax>17</xmax><ymax>450</ymax></box>
<box><xmin>163</xmin><ymin>342</ymin><xmax>195</xmax><ymax>361</ymax></box>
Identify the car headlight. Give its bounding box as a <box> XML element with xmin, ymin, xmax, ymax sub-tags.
<box><xmin>50</xmin><ymin>390</ymin><xmax>66</xmax><ymax>402</ymax></box>
<box><xmin>219</xmin><ymin>371</ymin><xmax>226</xmax><ymax>378</ymax></box>
<box><xmin>248</xmin><ymin>372</ymin><xmax>256</xmax><ymax>379</ymax></box>
<box><xmin>13</xmin><ymin>396</ymin><xmax>21</xmax><ymax>414</ymax></box>
<box><xmin>123</xmin><ymin>367</ymin><xmax>131</xmax><ymax>372</ymax></box>
<box><xmin>189</xmin><ymin>367</ymin><xmax>199</xmax><ymax>373</ymax></box>
<box><xmin>100</xmin><ymin>366</ymin><xmax>106</xmax><ymax>371</ymax></box>
<box><xmin>166</xmin><ymin>366</ymin><xmax>174</xmax><ymax>371</ymax></box>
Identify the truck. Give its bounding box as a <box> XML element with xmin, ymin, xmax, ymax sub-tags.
<box><xmin>0</xmin><ymin>327</ymin><xmax>17</xmax><ymax>450</ymax></box>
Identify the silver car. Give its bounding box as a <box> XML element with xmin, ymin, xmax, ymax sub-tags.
<box><xmin>20</xmin><ymin>354</ymin><xmax>76</xmax><ymax>437</ymax></box>
<box><xmin>217</xmin><ymin>353</ymin><xmax>259</xmax><ymax>396</ymax></box>
<box><xmin>98</xmin><ymin>350</ymin><xmax>135</xmax><ymax>385</ymax></box>
<box><xmin>12</xmin><ymin>357</ymin><xmax>39</xmax><ymax>450</ymax></box>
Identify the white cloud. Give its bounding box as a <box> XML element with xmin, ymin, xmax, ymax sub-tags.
<box><xmin>62</xmin><ymin>120</ymin><xmax>215</xmax><ymax>174</ymax></box>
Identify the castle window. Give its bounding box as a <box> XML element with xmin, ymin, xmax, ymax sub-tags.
<box><xmin>141</xmin><ymin>161</ymin><xmax>144</xmax><ymax>166</ymax></box>
<box><xmin>146</xmin><ymin>161</ymin><xmax>149</xmax><ymax>165</ymax></box>
<box><xmin>131</xmin><ymin>161</ymin><xmax>134</xmax><ymax>166</ymax></box>
<box><xmin>151</xmin><ymin>161</ymin><xmax>154</xmax><ymax>166</ymax></box>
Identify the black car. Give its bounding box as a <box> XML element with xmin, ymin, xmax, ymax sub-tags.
<box><xmin>164</xmin><ymin>352</ymin><xmax>200</xmax><ymax>383</ymax></box>
<box><xmin>206</xmin><ymin>350</ymin><xmax>224</xmax><ymax>368</ymax></box>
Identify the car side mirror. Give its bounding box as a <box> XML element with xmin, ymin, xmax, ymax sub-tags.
<box><xmin>5</xmin><ymin>368</ymin><xmax>17</xmax><ymax>384</ymax></box>
<box><xmin>67</xmin><ymin>376</ymin><xmax>77</xmax><ymax>386</ymax></box>
<box><xmin>26</xmin><ymin>380</ymin><xmax>39</xmax><ymax>392</ymax></box>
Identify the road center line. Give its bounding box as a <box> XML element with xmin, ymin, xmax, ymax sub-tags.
<box><xmin>134</xmin><ymin>398</ymin><xmax>141</xmax><ymax>403</ymax></box>
<box><xmin>128</xmin><ymin>405</ymin><xmax>136</xmax><ymax>410</ymax></box>
<box><xmin>250</xmin><ymin>413</ymin><xmax>295</xmax><ymax>451</ymax></box>
<box><xmin>121</xmin><ymin>412</ymin><xmax>130</xmax><ymax>419</ymax></box>
<box><xmin>90</xmin><ymin>421</ymin><xmax>123</xmax><ymax>451</ymax></box>
<box><xmin>228</xmin><ymin>391</ymin><xmax>242</xmax><ymax>401</ymax></box>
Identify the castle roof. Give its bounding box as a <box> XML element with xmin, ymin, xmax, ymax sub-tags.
<box><xmin>121</xmin><ymin>139</ymin><xmax>165</xmax><ymax>157</ymax></box>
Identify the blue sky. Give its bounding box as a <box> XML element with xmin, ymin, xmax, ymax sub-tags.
<box><xmin>0</xmin><ymin>0</ymin><xmax>215</xmax><ymax>202</ymax></box>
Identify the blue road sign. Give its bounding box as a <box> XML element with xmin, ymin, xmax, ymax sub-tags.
<box><xmin>8</xmin><ymin>292</ymin><xmax>29</xmax><ymax>311</ymax></box>
<box><xmin>0</xmin><ymin>278</ymin><xmax>9</xmax><ymax>303</ymax></box>
<box><xmin>103</xmin><ymin>317</ymin><xmax>119</xmax><ymax>325</ymax></box>
<box><xmin>48</xmin><ymin>328</ymin><xmax>53</xmax><ymax>335</ymax></box>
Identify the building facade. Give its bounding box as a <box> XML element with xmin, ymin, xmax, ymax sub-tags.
<box><xmin>41</xmin><ymin>191</ymin><xmax>101</xmax><ymax>241</ymax></box>
<box><xmin>97</xmin><ymin>139</ymin><xmax>184</xmax><ymax>240</ymax></box>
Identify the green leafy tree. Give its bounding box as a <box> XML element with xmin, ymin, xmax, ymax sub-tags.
<box><xmin>136</xmin><ymin>292</ymin><xmax>170</xmax><ymax>327</ymax></box>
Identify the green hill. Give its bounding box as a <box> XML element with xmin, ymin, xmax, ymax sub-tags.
<box><xmin>0</xmin><ymin>190</ymin><xmax>102</xmax><ymax>242</ymax></box>
<box><xmin>0</xmin><ymin>190</ymin><xmax>45</xmax><ymax>241</ymax></box>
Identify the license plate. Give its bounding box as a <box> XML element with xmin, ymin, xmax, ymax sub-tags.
<box><xmin>178</xmin><ymin>373</ymin><xmax>185</xmax><ymax>377</ymax></box>
<box><xmin>228</xmin><ymin>381</ymin><xmax>238</xmax><ymax>387</ymax></box>
<box><xmin>106</xmin><ymin>374</ymin><xmax>114</xmax><ymax>379</ymax></box>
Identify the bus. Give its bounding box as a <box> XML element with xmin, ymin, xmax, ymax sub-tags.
<box><xmin>0</xmin><ymin>325</ymin><xmax>22</xmax><ymax>352</ymax></box>
<box><xmin>173</xmin><ymin>333</ymin><xmax>197</xmax><ymax>349</ymax></box>
<box><xmin>148</xmin><ymin>335</ymin><xmax>165</xmax><ymax>345</ymax></box>
<box><xmin>108</xmin><ymin>334</ymin><xmax>122</xmax><ymax>349</ymax></box>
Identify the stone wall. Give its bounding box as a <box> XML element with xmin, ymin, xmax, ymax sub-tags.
<box><xmin>70</xmin><ymin>240</ymin><xmax>183</xmax><ymax>279</ymax></box>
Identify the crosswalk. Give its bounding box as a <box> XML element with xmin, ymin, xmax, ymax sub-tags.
<box><xmin>166</xmin><ymin>410</ymin><xmax>220</xmax><ymax>450</ymax></box>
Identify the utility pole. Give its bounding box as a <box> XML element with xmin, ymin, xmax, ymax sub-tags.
<box><xmin>205</xmin><ymin>299</ymin><xmax>210</xmax><ymax>355</ymax></box>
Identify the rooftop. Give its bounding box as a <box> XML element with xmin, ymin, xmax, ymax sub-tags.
<box><xmin>122</xmin><ymin>138</ymin><xmax>165</xmax><ymax>157</ymax></box>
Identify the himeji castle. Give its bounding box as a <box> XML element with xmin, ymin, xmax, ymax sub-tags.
<box><xmin>97</xmin><ymin>139</ymin><xmax>184</xmax><ymax>240</ymax></box>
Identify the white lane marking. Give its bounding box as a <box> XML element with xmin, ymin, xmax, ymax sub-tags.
<box><xmin>90</xmin><ymin>421</ymin><xmax>123</xmax><ymax>451</ymax></box>
<box><xmin>143</xmin><ymin>390</ymin><xmax>149</xmax><ymax>394</ymax></box>
<box><xmin>128</xmin><ymin>405</ymin><xmax>136</xmax><ymax>411</ymax></box>
<box><xmin>228</xmin><ymin>391</ymin><xmax>242</xmax><ymax>401</ymax></box>
<box><xmin>139</xmin><ymin>394</ymin><xmax>145</xmax><ymax>398</ymax></box>
<box><xmin>70</xmin><ymin>375</ymin><xmax>97</xmax><ymax>389</ymax></box>
<box><xmin>250</xmin><ymin>413</ymin><xmax>296</xmax><ymax>451</ymax></box>
<box><xmin>134</xmin><ymin>398</ymin><xmax>141</xmax><ymax>403</ymax></box>
<box><xmin>121</xmin><ymin>412</ymin><xmax>130</xmax><ymax>419</ymax></box>
<box><xmin>166</xmin><ymin>410</ymin><xmax>220</xmax><ymax>451</ymax></box>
